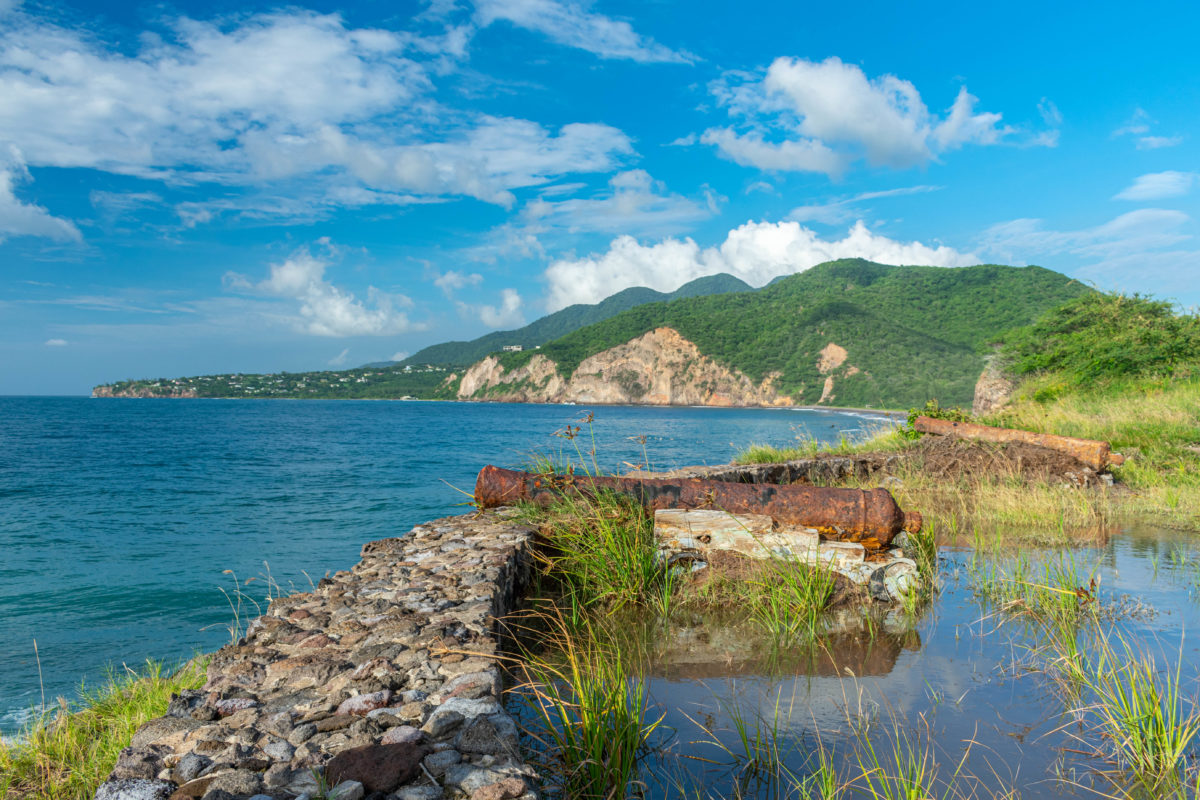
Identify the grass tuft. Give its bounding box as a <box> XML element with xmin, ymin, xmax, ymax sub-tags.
<box><xmin>0</xmin><ymin>658</ymin><xmax>208</xmax><ymax>800</ymax></box>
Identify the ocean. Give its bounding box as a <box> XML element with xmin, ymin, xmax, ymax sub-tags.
<box><xmin>0</xmin><ymin>396</ymin><xmax>892</xmax><ymax>732</ymax></box>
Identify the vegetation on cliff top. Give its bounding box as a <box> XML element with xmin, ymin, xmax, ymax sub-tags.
<box><xmin>497</xmin><ymin>259</ymin><xmax>1090</xmax><ymax>408</ymax></box>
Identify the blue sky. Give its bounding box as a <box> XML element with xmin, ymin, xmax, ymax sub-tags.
<box><xmin>2</xmin><ymin>0</ymin><xmax>1197</xmax><ymax>394</ymax></box>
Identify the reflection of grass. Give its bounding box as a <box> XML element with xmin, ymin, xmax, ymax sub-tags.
<box><xmin>0</xmin><ymin>658</ymin><xmax>208</xmax><ymax>800</ymax></box>
<box><xmin>513</xmin><ymin>610</ymin><xmax>662</xmax><ymax>800</ymax></box>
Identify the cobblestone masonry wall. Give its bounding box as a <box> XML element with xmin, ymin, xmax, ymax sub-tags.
<box><xmin>94</xmin><ymin>511</ymin><xmax>539</xmax><ymax>800</ymax></box>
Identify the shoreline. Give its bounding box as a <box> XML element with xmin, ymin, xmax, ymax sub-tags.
<box><xmin>83</xmin><ymin>393</ymin><xmax>907</xmax><ymax>416</ymax></box>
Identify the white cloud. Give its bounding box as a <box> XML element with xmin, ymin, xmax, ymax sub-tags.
<box><xmin>1138</xmin><ymin>135</ymin><xmax>1183</xmax><ymax>150</ymax></box>
<box><xmin>0</xmin><ymin>148</ymin><xmax>81</xmax><ymax>243</ymax></box>
<box><xmin>522</xmin><ymin>169</ymin><xmax>711</xmax><ymax>235</ymax></box>
<box><xmin>542</xmin><ymin>219</ymin><xmax>976</xmax><ymax>310</ymax></box>
<box><xmin>458</xmin><ymin>288</ymin><xmax>525</xmax><ymax>328</ymax></box>
<box><xmin>1114</xmin><ymin>171</ymin><xmax>1197</xmax><ymax>202</ymax></box>
<box><xmin>44</xmin><ymin>338</ymin><xmax>67</xmax><ymax>346</ymax></box>
<box><xmin>0</xmin><ymin>9</ymin><xmax>635</xmax><ymax>220</ymax></box>
<box><xmin>700</xmin><ymin>57</ymin><xmax>1032</xmax><ymax>176</ymax></box>
<box><xmin>229</xmin><ymin>245</ymin><xmax>418</xmax><ymax>337</ymax></box>
<box><xmin>980</xmin><ymin>209</ymin><xmax>1199</xmax><ymax>304</ymax></box>
<box><xmin>788</xmin><ymin>185</ymin><xmax>942</xmax><ymax>225</ymax></box>
<box><xmin>390</xmin><ymin>350</ymin><xmax>410</xmax><ymax>362</ymax></box>
<box><xmin>473</xmin><ymin>0</ymin><xmax>693</xmax><ymax>63</ymax></box>
<box><xmin>979</xmin><ymin>209</ymin><xmax>1191</xmax><ymax>263</ymax></box>
<box><xmin>1113</xmin><ymin>108</ymin><xmax>1182</xmax><ymax>150</ymax></box>
<box><xmin>433</xmin><ymin>269</ymin><xmax>483</xmax><ymax>295</ymax></box>
<box><xmin>328</xmin><ymin>347</ymin><xmax>350</xmax><ymax>366</ymax></box>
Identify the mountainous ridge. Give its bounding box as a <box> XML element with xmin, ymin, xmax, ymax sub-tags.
<box><xmin>92</xmin><ymin>260</ymin><xmax>1090</xmax><ymax>408</ymax></box>
<box><xmin>458</xmin><ymin>260</ymin><xmax>1092</xmax><ymax>408</ymax></box>
<box><xmin>391</xmin><ymin>272</ymin><xmax>752</xmax><ymax>368</ymax></box>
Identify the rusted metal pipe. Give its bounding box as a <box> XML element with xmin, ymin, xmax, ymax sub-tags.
<box><xmin>912</xmin><ymin>416</ymin><xmax>1125</xmax><ymax>471</ymax></box>
<box><xmin>475</xmin><ymin>465</ymin><xmax>921</xmax><ymax>546</ymax></box>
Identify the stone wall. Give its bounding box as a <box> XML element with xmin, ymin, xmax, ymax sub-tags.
<box><xmin>95</xmin><ymin>511</ymin><xmax>539</xmax><ymax>800</ymax></box>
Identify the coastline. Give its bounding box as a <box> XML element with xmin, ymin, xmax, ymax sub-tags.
<box><xmin>87</xmin><ymin>392</ymin><xmax>907</xmax><ymax>417</ymax></box>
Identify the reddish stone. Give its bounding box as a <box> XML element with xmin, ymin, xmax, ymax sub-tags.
<box><xmin>471</xmin><ymin>778</ymin><xmax>527</xmax><ymax>800</ymax></box>
<box><xmin>325</xmin><ymin>743</ymin><xmax>428</xmax><ymax>794</ymax></box>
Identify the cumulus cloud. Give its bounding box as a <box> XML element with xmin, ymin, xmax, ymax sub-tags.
<box><xmin>700</xmin><ymin>57</ymin><xmax>1042</xmax><ymax>176</ymax></box>
<box><xmin>0</xmin><ymin>148</ymin><xmax>81</xmax><ymax>243</ymax></box>
<box><xmin>433</xmin><ymin>269</ymin><xmax>483</xmax><ymax>295</ymax></box>
<box><xmin>458</xmin><ymin>288</ymin><xmax>525</xmax><ymax>328</ymax></box>
<box><xmin>44</xmin><ymin>338</ymin><xmax>67</xmax><ymax>346</ymax></box>
<box><xmin>228</xmin><ymin>246</ymin><xmax>418</xmax><ymax>336</ymax></box>
<box><xmin>1114</xmin><ymin>171</ymin><xmax>1197</xmax><ymax>202</ymax></box>
<box><xmin>522</xmin><ymin>169</ymin><xmax>712</xmax><ymax>235</ymax></box>
<box><xmin>473</xmin><ymin>0</ymin><xmax>692</xmax><ymax>63</ymax></box>
<box><xmin>0</xmin><ymin>9</ymin><xmax>634</xmax><ymax>219</ymax></box>
<box><xmin>542</xmin><ymin>219</ymin><xmax>976</xmax><ymax>310</ymax></box>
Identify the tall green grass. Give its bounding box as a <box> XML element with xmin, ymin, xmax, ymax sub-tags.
<box><xmin>1076</xmin><ymin>634</ymin><xmax>1200</xmax><ymax>794</ymax></box>
<box><xmin>514</xmin><ymin>612</ymin><xmax>663</xmax><ymax>800</ymax></box>
<box><xmin>518</xmin><ymin>490</ymin><xmax>666</xmax><ymax>618</ymax></box>
<box><xmin>0</xmin><ymin>658</ymin><xmax>208</xmax><ymax>800</ymax></box>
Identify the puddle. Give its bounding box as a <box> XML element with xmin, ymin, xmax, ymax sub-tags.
<box><xmin>509</xmin><ymin>522</ymin><xmax>1200</xmax><ymax>798</ymax></box>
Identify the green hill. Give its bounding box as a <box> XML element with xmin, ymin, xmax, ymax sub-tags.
<box><xmin>395</xmin><ymin>272</ymin><xmax>752</xmax><ymax>368</ymax></box>
<box><xmin>489</xmin><ymin>260</ymin><xmax>1092</xmax><ymax>408</ymax></box>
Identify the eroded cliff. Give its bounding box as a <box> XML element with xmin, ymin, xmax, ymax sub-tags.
<box><xmin>456</xmin><ymin>327</ymin><xmax>798</xmax><ymax>407</ymax></box>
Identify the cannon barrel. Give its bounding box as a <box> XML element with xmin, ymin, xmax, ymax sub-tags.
<box><xmin>912</xmin><ymin>416</ymin><xmax>1124</xmax><ymax>471</ymax></box>
<box><xmin>474</xmin><ymin>465</ymin><xmax>921</xmax><ymax>546</ymax></box>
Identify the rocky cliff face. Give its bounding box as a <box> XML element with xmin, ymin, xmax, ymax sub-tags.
<box><xmin>456</xmin><ymin>327</ymin><xmax>797</xmax><ymax>407</ymax></box>
<box><xmin>92</xmin><ymin>385</ymin><xmax>199</xmax><ymax>398</ymax></box>
<box><xmin>972</xmin><ymin>356</ymin><xmax>1015</xmax><ymax>416</ymax></box>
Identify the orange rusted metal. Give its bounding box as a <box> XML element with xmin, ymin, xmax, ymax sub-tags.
<box><xmin>474</xmin><ymin>465</ymin><xmax>921</xmax><ymax>545</ymax></box>
<box><xmin>913</xmin><ymin>416</ymin><xmax>1124</xmax><ymax>471</ymax></box>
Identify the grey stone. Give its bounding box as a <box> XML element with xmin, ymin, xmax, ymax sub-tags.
<box><xmin>442</xmin><ymin>765</ymin><xmax>511</xmax><ymax>793</ymax></box>
<box><xmin>261</xmin><ymin>736</ymin><xmax>295</xmax><ymax>762</ymax></box>
<box><xmin>94</xmin><ymin>779</ymin><xmax>176</xmax><ymax>800</ymax></box>
<box><xmin>288</xmin><ymin>722</ymin><xmax>318</xmax><ymax>745</ymax></box>
<box><xmin>205</xmin><ymin>769</ymin><xmax>263</xmax><ymax>796</ymax></box>
<box><xmin>455</xmin><ymin>716</ymin><xmax>518</xmax><ymax>757</ymax></box>
<box><xmin>173</xmin><ymin>753</ymin><xmax>210</xmax><ymax>784</ymax></box>
<box><xmin>421</xmin><ymin>749</ymin><xmax>461</xmax><ymax>777</ymax></box>
<box><xmin>328</xmin><ymin>781</ymin><xmax>365</xmax><ymax>800</ymax></box>
<box><xmin>391</xmin><ymin>788</ymin><xmax>443</xmax><ymax>800</ymax></box>
<box><xmin>420</xmin><ymin>710</ymin><xmax>463</xmax><ymax>739</ymax></box>
<box><xmin>132</xmin><ymin>716</ymin><xmax>200</xmax><ymax>749</ymax></box>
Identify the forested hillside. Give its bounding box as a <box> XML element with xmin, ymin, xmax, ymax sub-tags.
<box><xmin>399</xmin><ymin>273</ymin><xmax>751</xmax><ymax>367</ymax></box>
<box><xmin>486</xmin><ymin>260</ymin><xmax>1092</xmax><ymax>408</ymax></box>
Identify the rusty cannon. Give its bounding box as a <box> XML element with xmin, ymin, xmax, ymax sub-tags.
<box><xmin>912</xmin><ymin>416</ymin><xmax>1125</xmax><ymax>472</ymax></box>
<box><xmin>474</xmin><ymin>465</ymin><xmax>922</xmax><ymax>546</ymax></box>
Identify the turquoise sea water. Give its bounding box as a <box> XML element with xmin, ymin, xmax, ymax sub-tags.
<box><xmin>0</xmin><ymin>396</ymin><xmax>890</xmax><ymax>733</ymax></box>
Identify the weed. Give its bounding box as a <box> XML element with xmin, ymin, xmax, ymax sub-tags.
<box><xmin>513</xmin><ymin>611</ymin><xmax>663</xmax><ymax>800</ymax></box>
<box><xmin>1078</xmin><ymin>633</ymin><xmax>1200</xmax><ymax>793</ymax></box>
<box><xmin>0</xmin><ymin>658</ymin><xmax>208</xmax><ymax>800</ymax></box>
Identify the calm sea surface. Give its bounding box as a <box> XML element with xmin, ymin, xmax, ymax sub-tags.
<box><xmin>0</xmin><ymin>397</ymin><xmax>890</xmax><ymax>732</ymax></box>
